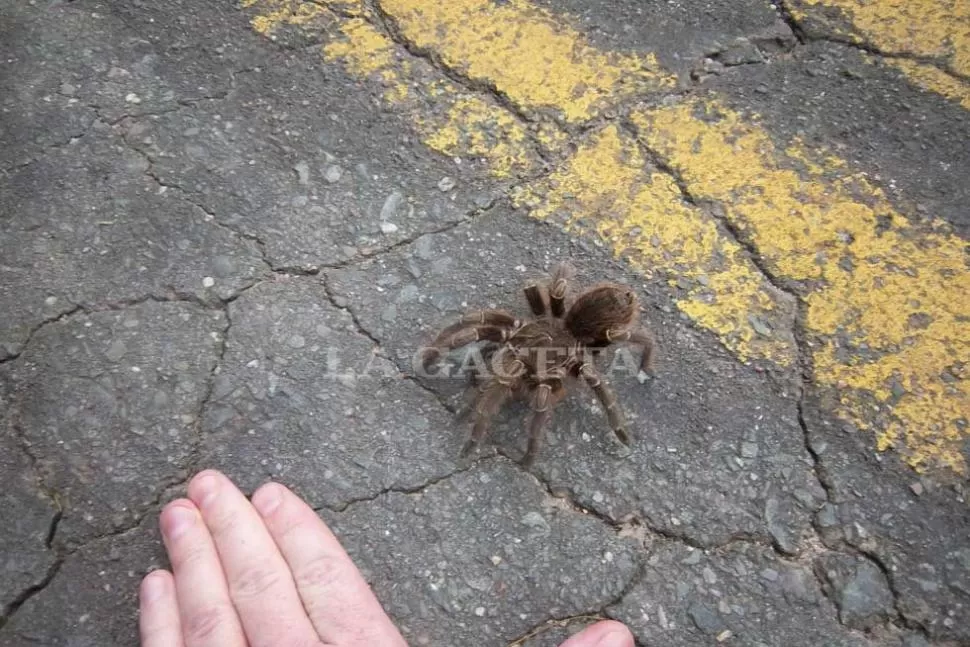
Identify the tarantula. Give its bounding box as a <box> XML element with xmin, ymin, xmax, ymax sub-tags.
<box><xmin>419</xmin><ymin>263</ymin><xmax>655</xmax><ymax>466</ymax></box>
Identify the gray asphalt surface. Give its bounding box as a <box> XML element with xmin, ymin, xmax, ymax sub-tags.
<box><xmin>1</xmin><ymin>1</ymin><xmax>968</xmax><ymax>646</ymax></box>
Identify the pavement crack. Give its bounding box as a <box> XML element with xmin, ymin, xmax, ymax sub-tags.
<box><xmin>187</xmin><ymin>302</ymin><xmax>233</xmax><ymax>477</ymax></box>
<box><xmin>314</xmin><ymin>197</ymin><xmax>499</xmax><ymax>273</ymax></box>
<box><xmin>0</xmin><ymin>558</ymin><xmax>63</xmax><ymax>633</ymax></box>
<box><xmin>0</xmin><ymin>116</ymin><xmax>100</xmax><ymax>176</ymax></box>
<box><xmin>505</xmin><ymin>612</ymin><xmax>610</xmax><ymax>647</ymax></box>
<box><xmin>319</xmin><ymin>457</ymin><xmax>490</xmax><ymax>513</ymax></box>
<box><xmin>621</xmin><ymin>117</ymin><xmax>832</xmax><ymax>522</ymax></box>
<box><xmin>0</xmin><ymin>305</ymin><xmax>85</xmax><ymax>365</ymax></box>
<box><xmin>772</xmin><ymin>1</ymin><xmax>808</xmax><ymax>44</ymax></box>
<box><xmin>321</xmin><ymin>274</ymin><xmax>383</xmax><ymax>348</ymax></box>
<box><xmin>118</xmin><ymin>128</ymin><xmax>277</xmax><ymax>277</ymax></box>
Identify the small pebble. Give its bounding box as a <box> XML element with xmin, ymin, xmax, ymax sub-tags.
<box><xmin>380</xmin><ymin>221</ymin><xmax>399</xmax><ymax>234</ymax></box>
<box><xmin>324</xmin><ymin>165</ymin><xmax>343</xmax><ymax>183</ymax></box>
<box><xmin>909</xmin><ymin>482</ymin><xmax>924</xmax><ymax>496</ymax></box>
<box><xmin>202</xmin><ymin>276</ymin><xmax>215</xmax><ymax>288</ymax></box>
<box><xmin>294</xmin><ymin>161</ymin><xmax>310</xmax><ymax>185</ymax></box>
<box><xmin>125</xmin><ymin>92</ymin><xmax>141</xmax><ymax>104</ymax></box>
<box><xmin>438</xmin><ymin>176</ymin><xmax>456</xmax><ymax>192</ymax></box>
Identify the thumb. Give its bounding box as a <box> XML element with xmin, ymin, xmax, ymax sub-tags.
<box><xmin>558</xmin><ymin>620</ymin><xmax>635</xmax><ymax>647</ymax></box>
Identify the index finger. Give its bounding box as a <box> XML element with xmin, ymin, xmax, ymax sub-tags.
<box><xmin>251</xmin><ymin>482</ymin><xmax>407</xmax><ymax>647</ymax></box>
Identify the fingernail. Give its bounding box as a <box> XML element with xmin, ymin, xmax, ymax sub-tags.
<box><xmin>141</xmin><ymin>572</ymin><xmax>167</xmax><ymax>604</ymax></box>
<box><xmin>190</xmin><ymin>470</ymin><xmax>221</xmax><ymax>508</ymax></box>
<box><xmin>252</xmin><ymin>483</ymin><xmax>283</xmax><ymax>517</ymax></box>
<box><xmin>594</xmin><ymin>628</ymin><xmax>633</xmax><ymax>647</ymax></box>
<box><xmin>162</xmin><ymin>504</ymin><xmax>197</xmax><ymax>540</ymax></box>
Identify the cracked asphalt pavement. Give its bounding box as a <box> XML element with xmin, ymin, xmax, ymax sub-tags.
<box><xmin>1</xmin><ymin>1</ymin><xmax>968</xmax><ymax>646</ymax></box>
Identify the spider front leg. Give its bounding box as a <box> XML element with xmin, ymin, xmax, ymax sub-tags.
<box><xmin>608</xmin><ymin>326</ymin><xmax>656</xmax><ymax>374</ymax></box>
<box><xmin>523</xmin><ymin>283</ymin><xmax>549</xmax><ymax>317</ymax></box>
<box><xmin>548</xmin><ymin>262</ymin><xmax>575</xmax><ymax>318</ymax></box>
<box><xmin>420</xmin><ymin>323</ymin><xmax>513</xmax><ymax>371</ymax></box>
<box><xmin>579</xmin><ymin>362</ymin><xmax>631</xmax><ymax>446</ymax></box>
<box><xmin>522</xmin><ymin>381</ymin><xmax>564</xmax><ymax>468</ymax></box>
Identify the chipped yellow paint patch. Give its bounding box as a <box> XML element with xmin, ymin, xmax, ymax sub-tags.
<box><xmin>885</xmin><ymin>59</ymin><xmax>970</xmax><ymax>111</ymax></box>
<box><xmin>379</xmin><ymin>0</ymin><xmax>676</xmax><ymax>122</ymax></box>
<box><xmin>417</xmin><ymin>95</ymin><xmax>537</xmax><ymax>178</ymax></box>
<box><xmin>322</xmin><ymin>18</ymin><xmax>396</xmax><ymax>75</ymax></box>
<box><xmin>241</xmin><ymin>0</ymin><xmax>331</xmax><ymax>36</ymax></box>
<box><xmin>634</xmin><ymin>100</ymin><xmax>969</xmax><ymax>473</ymax></box>
<box><xmin>515</xmin><ymin>126</ymin><xmax>797</xmax><ymax>365</ymax></box>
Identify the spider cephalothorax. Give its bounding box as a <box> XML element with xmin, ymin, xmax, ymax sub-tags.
<box><xmin>419</xmin><ymin>263</ymin><xmax>655</xmax><ymax>466</ymax></box>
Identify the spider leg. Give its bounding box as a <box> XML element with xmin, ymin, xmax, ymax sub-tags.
<box><xmin>523</xmin><ymin>283</ymin><xmax>549</xmax><ymax>316</ymax></box>
<box><xmin>430</xmin><ymin>310</ymin><xmax>519</xmax><ymax>348</ymax></box>
<box><xmin>421</xmin><ymin>324</ymin><xmax>513</xmax><ymax>371</ymax></box>
<box><xmin>578</xmin><ymin>362</ymin><xmax>631</xmax><ymax>446</ymax></box>
<box><xmin>522</xmin><ymin>382</ymin><xmax>563</xmax><ymax>468</ymax></box>
<box><xmin>460</xmin><ymin>346</ymin><xmax>526</xmax><ymax>457</ymax></box>
<box><xmin>608</xmin><ymin>326</ymin><xmax>656</xmax><ymax>374</ymax></box>
<box><xmin>461</xmin><ymin>379</ymin><xmax>513</xmax><ymax>457</ymax></box>
<box><xmin>548</xmin><ymin>262</ymin><xmax>575</xmax><ymax>318</ymax></box>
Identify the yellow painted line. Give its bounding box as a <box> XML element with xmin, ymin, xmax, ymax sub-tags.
<box><xmin>379</xmin><ymin>0</ymin><xmax>675</xmax><ymax>123</ymax></box>
<box><xmin>633</xmin><ymin>100</ymin><xmax>969</xmax><ymax>473</ymax></box>
<box><xmin>241</xmin><ymin>0</ymin><xmax>970</xmax><ymax>473</ymax></box>
<box><xmin>789</xmin><ymin>0</ymin><xmax>970</xmax><ymax>109</ymax></box>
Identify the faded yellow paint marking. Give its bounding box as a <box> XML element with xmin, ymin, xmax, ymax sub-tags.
<box><xmin>884</xmin><ymin>59</ymin><xmax>970</xmax><ymax>111</ymax></box>
<box><xmin>515</xmin><ymin>125</ymin><xmax>797</xmax><ymax>365</ymax></box>
<box><xmin>789</xmin><ymin>0</ymin><xmax>970</xmax><ymax>108</ymax></box>
<box><xmin>634</xmin><ymin>100</ymin><xmax>969</xmax><ymax>473</ymax></box>
<box><xmin>379</xmin><ymin>0</ymin><xmax>675</xmax><ymax>122</ymax></box>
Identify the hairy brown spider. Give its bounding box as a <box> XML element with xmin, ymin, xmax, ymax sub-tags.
<box><xmin>420</xmin><ymin>263</ymin><xmax>655</xmax><ymax>466</ymax></box>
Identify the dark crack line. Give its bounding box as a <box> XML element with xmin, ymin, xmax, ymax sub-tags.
<box><xmin>772</xmin><ymin>0</ymin><xmax>808</xmax><ymax>44</ymax></box>
<box><xmin>505</xmin><ymin>612</ymin><xmax>609</xmax><ymax>647</ymax></box>
<box><xmin>0</xmin><ymin>115</ymin><xmax>99</xmax><ymax>176</ymax></box>
<box><xmin>1</xmin><ymin>292</ymin><xmax>228</xmax><ymax>370</ymax></box>
<box><xmin>182</xmin><ymin>300</ymin><xmax>233</xmax><ymax>482</ymax></box>
<box><xmin>316</xmin><ymin>196</ymin><xmax>500</xmax><ymax>274</ymax></box>
<box><xmin>276</xmin><ymin>0</ymin><xmax>562</xmax><ymax>169</ymax></box>
<box><xmin>317</xmin><ymin>454</ymin><xmax>495</xmax><ymax>514</ymax></box>
<box><xmin>0</xmin><ymin>559</ymin><xmax>63</xmax><ymax>632</ymax></box>
<box><xmin>852</xmin><ymin>545</ymin><xmax>930</xmax><ymax>637</ymax></box>
<box><xmin>0</xmin><ymin>305</ymin><xmax>85</xmax><ymax>366</ymax></box>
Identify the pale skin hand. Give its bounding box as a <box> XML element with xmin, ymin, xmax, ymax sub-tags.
<box><xmin>139</xmin><ymin>470</ymin><xmax>635</xmax><ymax>647</ymax></box>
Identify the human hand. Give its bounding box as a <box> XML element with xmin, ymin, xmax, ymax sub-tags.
<box><xmin>139</xmin><ymin>470</ymin><xmax>635</xmax><ymax>647</ymax></box>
